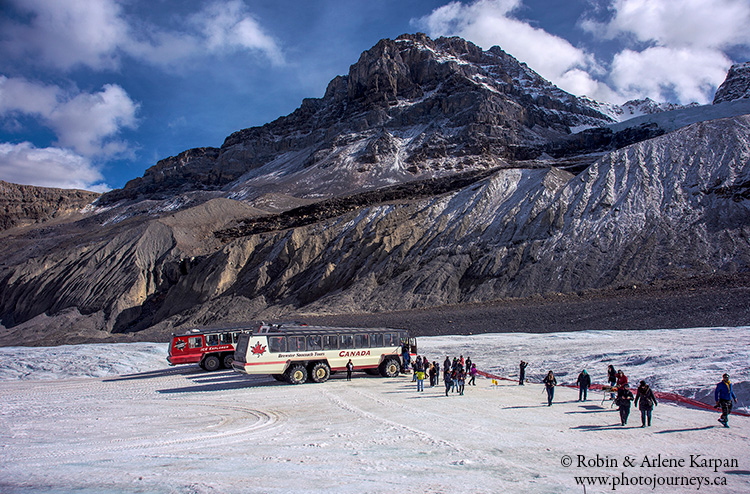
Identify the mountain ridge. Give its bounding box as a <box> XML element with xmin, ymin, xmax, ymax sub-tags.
<box><xmin>1</xmin><ymin>34</ymin><xmax>749</xmax><ymax>345</ymax></box>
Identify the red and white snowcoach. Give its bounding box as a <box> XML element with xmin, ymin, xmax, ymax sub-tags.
<box><xmin>167</xmin><ymin>326</ymin><xmax>252</xmax><ymax>371</ymax></box>
<box><xmin>232</xmin><ymin>323</ymin><xmax>417</xmax><ymax>384</ymax></box>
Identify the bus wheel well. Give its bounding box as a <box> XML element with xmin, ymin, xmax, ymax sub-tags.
<box><xmin>308</xmin><ymin>361</ymin><xmax>331</xmax><ymax>383</ymax></box>
<box><xmin>202</xmin><ymin>354</ymin><xmax>221</xmax><ymax>372</ymax></box>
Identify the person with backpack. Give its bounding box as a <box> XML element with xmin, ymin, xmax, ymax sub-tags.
<box><xmin>634</xmin><ymin>380</ymin><xmax>658</xmax><ymax>427</ymax></box>
<box><xmin>615</xmin><ymin>385</ymin><xmax>634</xmax><ymax>426</ymax></box>
<box><xmin>456</xmin><ymin>368</ymin><xmax>466</xmax><ymax>395</ymax></box>
<box><xmin>543</xmin><ymin>371</ymin><xmax>557</xmax><ymax>406</ymax></box>
<box><xmin>576</xmin><ymin>369</ymin><xmax>591</xmax><ymax>401</ymax></box>
<box><xmin>444</xmin><ymin>366</ymin><xmax>453</xmax><ymax>396</ymax></box>
<box><xmin>414</xmin><ymin>356</ymin><xmax>425</xmax><ymax>391</ymax></box>
<box><xmin>715</xmin><ymin>373</ymin><xmax>738</xmax><ymax>428</ymax></box>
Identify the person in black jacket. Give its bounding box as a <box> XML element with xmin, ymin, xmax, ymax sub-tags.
<box><xmin>634</xmin><ymin>380</ymin><xmax>658</xmax><ymax>427</ymax></box>
<box><xmin>519</xmin><ymin>361</ymin><xmax>528</xmax><ymax>385</ymax></box>
<box><xmin>543</xmin><ymin>371</ymin><xmax>556</xmax><ymax>406</ymax></box>
<box><xmin>577</xmin><ymin>370</ymin><xmax>591</xmax><ymax>402</ymax></box>
<box><xmin>615</xmin><ymin>385</ymin><xmax>634</xmax><ymax>426</ymax></box>
<box><xmin>346</xmin><ymin>359</ymin><xmax>353</xmax><ymax>381</ymax></box>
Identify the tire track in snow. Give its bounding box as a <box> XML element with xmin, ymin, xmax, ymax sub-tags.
<box><xmin>320</xmin><ymin>387</ymin><xmax>465</xmax><ymax>452</ymax></box>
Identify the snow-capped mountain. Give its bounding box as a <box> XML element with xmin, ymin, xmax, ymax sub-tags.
<box><xmin>1</xmin><ymin>34</ymin><xmax>749</xmax><ymax>344</ymax></box>
<box><xmin>713</xmin><ymin>62</ymin><xmax>750</xmax><ymax>104</ymax></box>
<box><xmin>98</xmin><ymin>34</ymin><xmax>615</xmax><ymax>209</ymax></box>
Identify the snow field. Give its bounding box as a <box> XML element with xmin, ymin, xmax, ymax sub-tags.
<box><xmin>0</xmin><ymin>327</ymin><xmax>748</xmax><ymax>493</ymax></box>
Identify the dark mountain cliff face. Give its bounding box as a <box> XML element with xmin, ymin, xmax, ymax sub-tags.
<box><xmin>97</xmin><ymin>34</ymin><xmax>613</xmax><ymax>207</ymax></box>
<box><xmin>0</xmin><ymin>181</ymin><xmax>100</xmax><ymax>231</ymax></box>
<box><xmin>713</xmin><ymin>62</ymin><xmax>750</xmax><ymax>104</ymax></box>
<box><xmin>1</xmin><ymin>35</ymin><xmax>749</xmax><ymax>345</ymax></box>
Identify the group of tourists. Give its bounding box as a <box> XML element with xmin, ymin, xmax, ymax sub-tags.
<box><xmin>409</xmin><ymin>355</ymin><xmax>478</xmax><ymax>396</ymax></box>
<box><xmin>406</xmin><ymin>348</ymin><xmax>739</xmax><ymax>427</ymax></box>
<box><xmin>525</xmin><ymin>361</ymin><xmax>740</xmax><ymax>428</ymax></box>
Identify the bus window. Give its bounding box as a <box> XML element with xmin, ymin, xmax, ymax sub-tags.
<box><xmin>189</xmin><ymin>336</ymin><xmax>203</xmax><ymax>348</ymax></box>
<box><xmin>268</xmin><ymin>336</ymin><xmax>287</xmax><ymax>353</ymax></box>
<box><xmin>307</xmin><ymin>335</ymin><xmax>322</xmax><ymax>350</ymax></box>
<box><xmin>372</xmin><ymin>333</ymin><xmax>383</xmax><ymax>348</ymax></box>
<box><xmin>288</xmin><ymin>336</ymin><xmax>306</xmax><ymax>352</ymax></box>
<box><xmin>206</xmin><ymin>334</ymin><xmax>219</xmax><ymax>346</ymax></box>
<box><xmin>323</xmin><ymin>335</ymin><xmax>338</xmax><ymax>350</ymax></box>
<box><xmin>384</xmin><ymin>333</ymin><xmax>397</xmax><ymax>347</ymax></box>
<box><xmin>339</xmin><ymin>334</ymin><xmax>354</xmax><ymax>349</ymax></box>
<box><xmin>354</xmin><ymin>334</ymin><xmax>370</xmax><ymax>348</ymax></box>
<box><xmin>220</xmin><ymin>333</ymin><xmax>232</xmax><ymax>345</ymax></box>
<box><xmin>232</xmin><ymin>332</ymin><xmax>241</xmax><ymax>344</ymax></box>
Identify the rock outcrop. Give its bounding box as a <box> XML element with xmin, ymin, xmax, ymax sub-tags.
<box><xmin>0</xmin><ymin>181</ymin><xmax>99</xmax><ymax>231</ymax></box>
<box><xmin>713</xmin><ymin>62</ymin><xmax>750</xmax><ymax>104</ymax></box>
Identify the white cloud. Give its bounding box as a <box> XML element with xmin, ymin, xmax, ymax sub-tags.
<box><xmin>193</xmin><ymin>0</ymin><xmax>284</xmax><ymax>65</ymax></box>
<box><xmin>0</xmin><ymin>77</ymin><xmax>139</xmax><ymax>158</ymax></box>
<box><xmin>413</xmin><ymin>0</ymin><xmax>609</xmax><ymax>99</ymax></box>
<box><xmin>417</xmin><ymin>0</ymin><xmax>749</xmax><ymax>105</ymax></box>
<box><xmin>1</xmin><ymin>0</ymin><xmax>284</xmax><ymax>71</ymax></box>
<box><xmin>582</xmin><ymin>0</ymin><xmax>750</xmax><ymax>104</ymax></box>
<box><xmin>589</xmin><ymin>0</ymin><xmax>750</xmax><ymax>49</ymax></box>
<box><xmin>46</xmin><ymin>84</ymin><xmax>138</xmax><ymax>157</ymax></box>
<box><xmin>2</xmin><ymin>0</ymin><xmax>128</xmax><ymax>71</ymax></box>
<box><xmin>610</xmin><ymin>47</ymin><xmax>733</xmax><ymax>104</ymax></box>
<box><xmin>0</xmin><ymin>142</ymin><xmax>110</xmax><ymax>192</ymax></box>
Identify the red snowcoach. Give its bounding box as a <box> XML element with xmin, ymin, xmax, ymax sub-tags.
<box><xmin>167</xmin><ymin>326</ymin><xmax>252</xmax><ymax>371</ymax></box>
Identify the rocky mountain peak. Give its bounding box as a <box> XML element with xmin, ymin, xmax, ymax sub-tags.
<box><xmin>713</xmin><ymin>62</ymin><xmax>750</xmax><ymax>104</ymax></box>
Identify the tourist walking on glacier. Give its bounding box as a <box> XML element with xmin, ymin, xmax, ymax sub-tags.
<box><xmin>414</xmin><ymin>356</ymin><xmax>425</xmax><ymax>391</ymax></box>
<box><xmin>444</xmin><ymin>366</ymin><xmax>454</xmax><ymax>396</ymax></box>
<box><xmin>519</xmin><ymin>360</ymin><xmax>528</xmax><ymax>385</ymax></box>
<box><xmin>715</xmin><ymin>373</ymin><xmax>738</xmax><ymax>428</ymax></box>
<box><xmin>434</xmin><ymin>361</ymin><xmax>440</xmax><ymax>386</ymax></box>
<box><xmin>468</xmin><ymin>363</ymin><xmax>477</xmax><ymax>386</ymax></box>
<box><xmin>346</xmin><ymin>359</ymin><xmax>353</xmax><ymax>381</ymax></box>
<box><xmin>455</xmin><ymin>368</ymin><xmax>465</xmax><ymax>395</ymax></box>
<box><xmin>615</xmin><ymin>385</ymin><xmax>634</xmax><ymax>426</ymax></box>
<box><xmin>634</xmin><ymin>380</ymin><xmax>657</xmax><ymax>427</ymax></box>
<box><xmin>577</xmin><ymin>369</ymin><xmax>591</xmax><ymax>401</ymax></box>
<box><xmin>607</xmin><ymin>365</ymin><xmax>617</xmax><ymax>387</ymax></box>
<box><xmin>607</xmin><ymin>364</ymin><xmax>617</xmax><ymax>399</ymax></box>
<box><xmin>402</xmin><ymin>342</ymin><xmax>411</xmax><ymax>371</ymax></box>
<box><xmin>543</xmin><ymin>371</ymin><xmax>556</xmax><ymax>406</ymax></box>
<box><xmin>616</xmin><ymin>369</ymin><xmax>628</xmax><ymax>389</ymax></box>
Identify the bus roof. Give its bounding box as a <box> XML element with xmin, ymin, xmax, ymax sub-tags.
<box><xmin>256</xmin><ymin>325</ymin><xmax>408</xmax><ymax>336</ymax></box>
<box><xmin>172</xmin><ymin>323</ymin><xmax>408</xmax><ymax>337</ymax></box>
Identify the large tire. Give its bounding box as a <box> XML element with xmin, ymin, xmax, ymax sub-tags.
<box><xmin>222</xmin><ymin>353</ymin><xmax>234</xmax><ymax>369</ymax></box>
<box><xmin>285</xmin><ymin>364</ymin><xmax>308</xmax><ymax>384</ymax></box>
<box><xmin>203</xmin><ymin>355</ymin><xmax>221</xmax><ymax>372</ymax></box>
<box><xmin>379</xmin><ymin>358</ymin><xmax>400</xmax><ymax>378</ymax></box>
<box><xmin>309</xmin><ymin>362</ymin><xmax>331</xmax><ymax>383</ymax></box>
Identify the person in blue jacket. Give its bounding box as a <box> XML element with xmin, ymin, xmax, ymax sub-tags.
<box><xmin>714</xmin><ymin>373</ymin><xmax>738</xmax><ymax>428</ymax></box>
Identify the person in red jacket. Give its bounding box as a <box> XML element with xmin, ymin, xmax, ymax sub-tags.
<box><xmin>616</xmin><ymin>370</ymin><xmax>628</xmax><ymax>388</ymax></box>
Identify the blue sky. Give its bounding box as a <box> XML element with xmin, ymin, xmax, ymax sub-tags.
<box><xmin>1</xmin><ymin>0</ymin><xmax>749</xmax><ymax>192</ymax></box>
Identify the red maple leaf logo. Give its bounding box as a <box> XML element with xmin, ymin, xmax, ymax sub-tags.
<box><xmin>251</xmin><ymin>341</ymin><xmax>267</xmax><ymax>357</ymax></box>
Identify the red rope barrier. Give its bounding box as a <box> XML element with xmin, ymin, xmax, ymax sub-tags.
<box><xmin>476</xmin><ymin>370</ymin><xmax>749</xmax><ymax>417</ymax></box>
